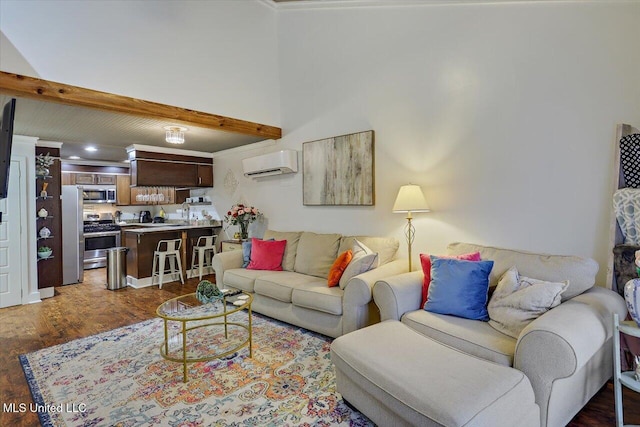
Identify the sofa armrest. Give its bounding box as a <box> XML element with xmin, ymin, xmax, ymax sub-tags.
<box><xmin>211</xmin><ymin>250</ymin><xmax>244</xmax><ymax>284</ymax></box>
<box><xmin>344</xmin><ymin>259</ymin><xmax>409</xmax><ymax>306</ymax></box>
<box><xmin>372</xmin><ymin>271</ymin><xmax>424</xmax><ymax>321</ymax></box>
<box><xmin>514</xmin><ymin>286</ymin><xmax>626</xmax><ymax>423</ymax></box>
<box><xmin>341</xmin><ymin>259</ymin><xmax>408</xmax><ymax>334</ymax></box>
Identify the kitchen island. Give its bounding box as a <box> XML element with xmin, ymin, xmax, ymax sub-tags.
<box><xmin>124</xmin><ymin>222</ymin><xmax>222</xmax><ymax>288</ymax></box>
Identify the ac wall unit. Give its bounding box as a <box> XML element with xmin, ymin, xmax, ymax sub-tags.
<box><xmin>242</xmin><ymin>150</ymin><xmax>298</xmax><ymax>178</ymax></box>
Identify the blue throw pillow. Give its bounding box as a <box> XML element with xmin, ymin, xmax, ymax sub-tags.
<box><xmin>242</xmin><ymin>241</ymin><xmax>253</xmax><ymax>268</ymax></box>
<box><xmin>424</xmin><ymin>256</ymin><xmax>494</xmax><ymax>321</ymax></box>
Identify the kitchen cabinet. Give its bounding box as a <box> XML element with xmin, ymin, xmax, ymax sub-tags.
<box><xmin>116</xmin><ymin>175</ymin><xmax>131</xmax><ymax>205</ymax></box>
<box><xmin>197</xmin><ymin>164</ymin><xmax>213</xmax><ymax>187</ymax></box>
<box><xmin>128</xmin><ymin>150</ymin><xmax>214</xmax><ymax>188</ymax></box>
<box><xmin>75</xmin><ymin>173</ymin><xmax>95</xmax><ymax>185</ymax></box>
<box><xmin>96</xmin><ymin>174</ymin><xmax>116</xmax><ymax>185</ymax></box>
<box><xmin>124</xmin><ymin>225</ymin><xmax>220</xmax><ymax>281</ymax></box>
<box><xmin>131</xmin><ymin>159</ymin><xmax>197</xmax><ymax>187</ymax></box>
<box><xmin>61</xmin><ymin>173</ymin><xmax>75</xmax><ymax>186</ymax></box>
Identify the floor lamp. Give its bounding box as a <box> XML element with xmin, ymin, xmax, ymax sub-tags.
<box><xmin>393</xmin><ymin>184</ymin><xmax>430</xmax><ymax>271</ymax></box>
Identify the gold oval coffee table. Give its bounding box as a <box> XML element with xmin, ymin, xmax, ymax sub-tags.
<box><xmin>156</xmin><ymin>290</ymin><xmax>253</xmax><ymax>382</ymax></box>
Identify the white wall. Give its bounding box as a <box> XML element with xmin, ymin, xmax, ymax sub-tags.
<box><xmin>209</xmin><ymin>1</ymin><xmax>640</xmax><ymax>285</ymax></box>
<box><xmin>0</xmin><ymin>0</ymin><xmax>280</xmax><ymax>126</ymax></box>
<box><xmin>3</xmin><ymin>1</ymin><xmax>640</xmax><ymax>286</ymax></box>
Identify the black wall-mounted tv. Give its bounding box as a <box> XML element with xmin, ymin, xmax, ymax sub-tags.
<box><xmin>0</xmin><ymin>98</ymin><xmax>16</xmax><ymax>199</ymax></box>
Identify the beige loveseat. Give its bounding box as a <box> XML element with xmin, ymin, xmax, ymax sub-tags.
<box><xmin>368</xmin><ymin>242</ymin><xmax>628</xmax><ymax>427</ymax></box>
<box><xmin>211</xmin><ymin>230</ymin><xmax>406</xmax><ymax>338</ymax></box>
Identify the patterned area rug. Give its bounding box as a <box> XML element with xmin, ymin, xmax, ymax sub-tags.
<box><xmin>20</xmin><ymin>311</ymin><xmax>372</xmax><ymax>427</ymax></box>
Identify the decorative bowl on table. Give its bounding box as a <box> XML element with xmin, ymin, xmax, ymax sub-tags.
<box><xmin>196</xmin><ymin>280</ymin><xmax>224</xmax><ymax>304</ymax></box>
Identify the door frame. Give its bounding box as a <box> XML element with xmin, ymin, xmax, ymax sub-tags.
<box><xmin>12</xmin><ymin>136</ymin><xmax>39</xmax><ymax>304</ymax></box>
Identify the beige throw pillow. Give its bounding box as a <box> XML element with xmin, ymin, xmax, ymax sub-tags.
<box><xmin>488</xmin><ymin>266</ymin><xmax>569</xmax><ymax>338</ymax></box>
<box><xmin>338</xmin><ymin>240</ymin><xmax>379</xmax><ymax>289</ymax></box>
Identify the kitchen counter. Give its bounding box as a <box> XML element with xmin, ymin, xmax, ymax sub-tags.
<box><xmin>123</xmin><ymin>223</ymin><xmax>221</xmax><ymax>287</ymax></box>
<box><xmin>123</xmin><ymin>222</ymin><xmax>221</xmax><ymax>234</ymax></box>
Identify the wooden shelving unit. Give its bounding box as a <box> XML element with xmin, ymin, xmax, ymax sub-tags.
<box><xmin>36</xmin><ymin>147</ymin><xmax>63</xmax><ymax>289</ymax></box>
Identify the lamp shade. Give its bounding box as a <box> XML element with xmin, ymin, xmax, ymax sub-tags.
<box><xmin>393</xmin><ymin>184</ymin><xmax>430</xmax><ymax>213</ymax></box>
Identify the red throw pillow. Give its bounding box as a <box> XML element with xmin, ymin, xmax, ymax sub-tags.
<box><xmin>419</xmin><ymin>251</ymin><xmax>481</xmax><ymax>307</ymax></box>
<box><xmin>327</xmin><ymin>250</ymin><xmax>353</xmax><ymax>287</ymax></box>
<box><xmin>247</xmin><ymin>238</ymin><xmax>287</xmax><ymax>271</ymax></box>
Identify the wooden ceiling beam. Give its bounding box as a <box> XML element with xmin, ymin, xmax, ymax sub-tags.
<box><xmin>0</xmin><ymin>71</ymin><xmax>282</xmax><ymax>140</ymax></box>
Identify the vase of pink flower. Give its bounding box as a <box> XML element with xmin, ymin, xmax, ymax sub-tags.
<box><xmin>225</xmin><ymin>203</ymin><xmax>261</xmax><ymax>240</ymax></box>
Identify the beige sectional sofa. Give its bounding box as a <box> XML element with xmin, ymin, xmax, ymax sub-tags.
<box><xmin>362</xmin><ymin>242</ymin><xmax>628</xmax><ymax>427</ymax></box>
<box><xmin>211</xmin><ymin>230</ymin><xmax>406</xmax><ymax>338</ymax></box>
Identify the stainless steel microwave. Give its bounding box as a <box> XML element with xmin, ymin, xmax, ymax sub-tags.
<box><xmin>82</xmin><ymin>186</ymin><xmax>116</xmax><ymax>203</ymax></box>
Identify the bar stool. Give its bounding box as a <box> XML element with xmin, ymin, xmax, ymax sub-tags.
<box><xmin>152</xmin><ymin>238</ymin><xmax>184</xmax><ymax>289</ymax></box>
<box><xmin>190</xmin><ymin>235</ymin><xmax>217</xmax><ymax>280</ymax></box>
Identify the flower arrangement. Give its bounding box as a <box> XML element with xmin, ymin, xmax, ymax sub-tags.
<box><xmin>224</xmin><ymin>203</ymin><xmax>261</xmax><ymax>239</ymax></box>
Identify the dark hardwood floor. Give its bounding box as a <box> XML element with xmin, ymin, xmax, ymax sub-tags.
<box><xmin>1</xmin><ymin>269</ymin><xmax>638</xmax><ymax>426</ymax></box>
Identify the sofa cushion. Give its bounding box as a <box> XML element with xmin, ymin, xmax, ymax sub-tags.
<box><xmin>294</xmin><ymin>232</ymin><xmax>342</xmax><ymax>279</ymax></box>
<box><xmin>339</xmin><ymin>235</ymin><xmax>399</xmax><ymax>266</ymax></box>
<box><xmin>424</xmin><ymin>257</ymin><xmax>494</xmax><ymax>321</ymax></box>
<box><xmin>447</xmin><ymin>242</ymin><xmax>598</xmax><ymax>301</ymax></box>
<box><xmin>292</xmin><ymin>282</ymin><xmax>344</xmax><ymax>315</ymax></box>
<box><xmin>263</xmin><ymin>230</ymin><xmax>302</xmax><ymax>271</ymax></box>
<box><xmin>488</xmin><ymin>266</ymin><xmax>568</xmax><ymax>339</ymax></box>
<box><xmin>254</xmin><ymin>271</ymin><xmax>324</xmax><ymax>303</ymax></box>
<box><xmin>223</xmin><ymin>268</ymin><xmax>281</xmax><ymax>293</ymax></box>
<box><xmin>402</xmin><ymin>310</ymin><xmax>516</xmax><ymax>366</ymax></box>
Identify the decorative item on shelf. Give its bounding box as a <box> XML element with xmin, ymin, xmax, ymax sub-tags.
<box><xmin>39</xmin><ymin>227</ymin><xmax>51</xmax><ymax>238</ymax></box>
<box><xmin>40</xmin><ymin>182</ymin><xmax>49</xmax><ymax>198</ymax></box>
<box><xmin>624</xmin><ymin>250</ymin><xmax>640</xmax><ymax>327</ymax></box>
<box><xmin>36</xmin><ymin>152</ymin><xmax>54</xmax><ymax>177</ymax></box>
<box><xmin>224</xmin><ymin>203</ymin><xmax>262</xmax><ymax>241</ymax></box>
<box><xmin>38</xmin><ymin>208</ymin><xmax>48</xmax><ymax>218</ymax></box>
<box><xmin>195</xmin><ymin>280</ymin><xmax>223</xmax><ymax>304</ymax></box>
<box><xmin>393</xmin><ymin>184</ymin><xmax>431</xmax><ymax>271</ymax></box>
<box><xmin>38</xmin><ymin>246</ymin><xmax>52</xmax><ymax>259</ymax></box>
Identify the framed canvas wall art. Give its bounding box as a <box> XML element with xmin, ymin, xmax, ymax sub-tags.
<box><xmin>302</xmin><ymin>130</ymin><xmax>374</xmax><ymax>206</ymax></box>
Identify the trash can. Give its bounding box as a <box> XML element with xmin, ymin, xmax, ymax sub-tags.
<box><xmin>106</xmin><ymin>247</ymin><xmax>129</xmax><ymax>290</ymax></box>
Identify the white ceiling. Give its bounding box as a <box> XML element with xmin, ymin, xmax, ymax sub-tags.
<box><xmin>0</xmin><ymin>94</ymin><xmax>267</xmax><ymax>163</ymax></box>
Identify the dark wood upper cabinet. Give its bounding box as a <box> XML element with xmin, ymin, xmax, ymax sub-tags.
<box><xmin>196</xmin><ymin>164</ymin><xmax>213</xmax><ymax>187</ymax></box>
<box><xmin>131</xmin><ymin>159</ymin><xmax>198</xmax><ymax>187</ymax></box>
<box><xmin>129</xmin><ymin>150</ymin><xmax>214</xmax><ymax>188</ymax></box>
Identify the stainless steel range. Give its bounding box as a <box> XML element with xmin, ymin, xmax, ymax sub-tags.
<box><xmin>83</xmin><ymin>220</ymin><xmax>121</xmax><ymax>269</ymax></box>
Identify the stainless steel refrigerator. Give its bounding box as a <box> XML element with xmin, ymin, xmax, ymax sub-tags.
<box><xmin>62</xmin><ymin>185</ymin><xmax>84</xmax><ymax>284</ymax></box>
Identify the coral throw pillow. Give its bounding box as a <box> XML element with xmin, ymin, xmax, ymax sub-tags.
<box><xmin>328</xmin><ymin>250</ymin><xmax>353</xmax><ymax>287</ymax></box>
<box><xmin>420</xmin><ymin>251</ymin><xmax>481</xmax><ymax>308</ymax></box>
<box><xmin>246</xmin><ymin>238</ymin><xmax>287</xmax><ymax>271</ymax></box>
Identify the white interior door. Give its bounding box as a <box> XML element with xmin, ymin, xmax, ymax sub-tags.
<box><xmin>0</xmin><ymin>158</ymin><xmax>24</xmax><ymax>308</ymax></box>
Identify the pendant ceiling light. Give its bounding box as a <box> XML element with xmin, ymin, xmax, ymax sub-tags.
<box><xmin>164</xmin><ymin>126</ymin><xmax>187</xmax><ymax>144</ymax></box>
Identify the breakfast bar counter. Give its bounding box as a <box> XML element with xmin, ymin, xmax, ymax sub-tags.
<box><xmin>124</xmin><ymin>222</ymin><xmax>222</xmax><ymax>287</ymax></box>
